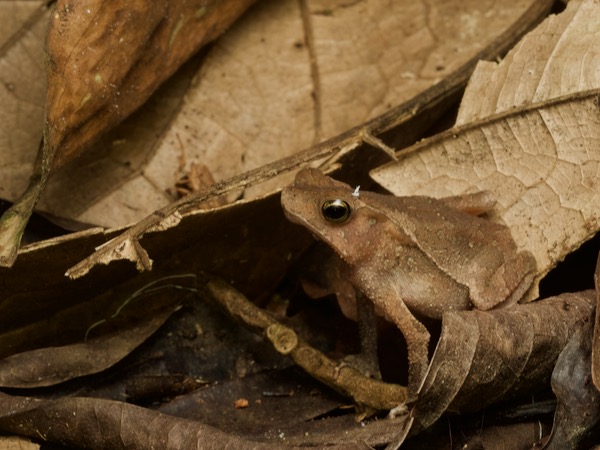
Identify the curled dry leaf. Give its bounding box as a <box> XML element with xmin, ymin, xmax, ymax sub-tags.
<box><xmin>0</xmin><ymin>0</ymin><xmax>256</xmax><ymax>267</ymax></box>
<box><xmin>372</xmin><ymin>0</ymin><xmax>600</xmax><ymax>293</ymax></box>
<box><xmin>44</xmin><ymin>0</ymin><xmax>257</xmax><ymax>171</ymax></box>
<box><xmin>410</xmin><ymin>291</ymin><xmax>595</xmax><ymax>435</ymax></box>
<box><xmin>0</xmin><ymin>390</ymin><xmax>394</xmax><ymax>448</ymax></box>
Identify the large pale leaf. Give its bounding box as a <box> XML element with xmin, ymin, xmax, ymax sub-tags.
<box><xmin>0</xmin><ymin>2</ymin><xmax>47</xmax><ymax>202</ymax></box>
<box><xmin>372</xmin><ymin>0</ymin><xmax>600</xmax><ymax>290</ymax></box>
<box><xmin>60</xmin><ymin>0</ymin><xmax>553</xmax><ymax>279</ymax></box>
<box><xmin>0</xmin><ymin>0</ymin><xmax>552</xmax><ymax>230</ymax></box>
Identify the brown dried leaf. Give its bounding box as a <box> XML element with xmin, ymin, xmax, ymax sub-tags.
<box><xmin>0</xmin><ymin>194</ymin><xmax>311</xmax><ymax>360</ymax></box>
<box><xmin>63</xmin><ymin>4</ymin><xmax>554</xmax><ymax>278</ymax></box>
<box><xmin>44</xmin><ymin>0</ymin><xmax>255</xmax><ymax>171</ymax></box>
<box><xmin>0</xmin><ymin>390</ymin><xmax>391</xmax><ymax>448</ymax></box>
<box><xmin>157</xmin><ymin>368</ymin><xmax>407</xmax><ymax>446</ymax></box>
<box><xmin>139</xmin><ymin>0</ymin><xmax>551</xmax><ymax>204</ymax></box>
<box><xmin>0</xmin><ymin>436</ymin><xmax>39</xmax><ymax>450</ymax></box>
<box><xmin>1</xmin><ymin>0</ymin><xmax>552</xmax><ymax>231</ymax></box>
<box><xmin>0</xmin><ymin>309</ymin><xmax>174</xmax><ymax>388</ymax></box>
<box><xmin>372</xmin><ymin>0</ymin><xmax>600</xmax><ymax>293</ymax></box>
<box><xmin>0</xmin><ymin>3</ymin><xmax>48</xmax><ymax>203</ymax></box>
<box><xmin>0</xmin><ymin>0</ymin><xmax>256</xmax><ymax>266</ymax></box>
<box><xmin>544</xmin><ymin>313</ymin><xmax>600</xmax><ymax>450</ymax></box>
<box><xmin>457</xmin><ymin>0</ymin><xmax>600</xmax><ymax>123</ymax></box>
<box><xmin>594</xmin><ymin>251</ymin><xmax>600</xmax><ymax>390</ymax></box>
<box><xmin>0</xmin><ymin>1</ymin><xmax>46</xmax><ymax>46</ymax></box>
<box><xmin>0</xmin><ymin>393</ymin><xmax>292</xmax><ymax>449</ymax></box>
<box><xmin>410</xmin><ymin>291</ymin><xmax>595</xmax><ymax>434</ymax></box>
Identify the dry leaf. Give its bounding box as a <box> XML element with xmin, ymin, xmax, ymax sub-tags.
<box><xmin>0</xmin><ymin>194</ymin><xmax>311</xmax><ymax>358</ymax></box>
<box><xmin>140</xmin><ymin>0</ymin><xmax>551</xmax><ymax>203</ymax></box>
<box><xmin>0</xmin><ymin>436</ymin><xmax>39</xmax><ymax>450</ymax></box>
<box><xmin>0</xmin><ymin>3</ymin><xmax>48</xmax><ymax>203</ymax></box>
<box><xmin>44</xmin><ymin>0</ymin><xmax>256</xmax><ymax>171</ymax></box>
<box><xmin>0</xmin><ymin>393</ymin><xmax>288</xmax><ymax>449</ymax></box>
<box><xmin>545</xmin><ymin>313</ymin><xmax>600</xmax><ymax>449</ymax></box>
<box><xmin>372</xmin><ymin>0</ymin><xmax>600</xmax><ymax>293</ymax></box>
<box><xmin>61</xmin><ymin>2</ymin><xmax>553</xmax><ymax>279</ymax></box>
<box><xmin>0</xmin><ymin>0</ymin><xmax>552</xmax><ymax>230</ymax></box>
<box><xmin>0</xmin><ymin>1</ymin><xmax>46</xmax><ymax>46</ymax></box>
<box><xmin>410</xmin><ymin>291</ymin><xmax>595</xmax><ymax>434</ymax></box>
<box><xmin>460</xmin><ymin>423</ymin><xmax>551</xmax><ymax>450</ymax></box>
<box><xmin>457</xmin><ymin>0</ymin><xmax>600</xmax><ymax>123</ymax></box>
<box><xmin>0</xmin><ymin>0</ymin><xmax>256</xmax><ymax>266</ymax></box>
<box><xmin>0</xmin><ymin>309</ymin><xmax>174</xmax><ymax>388</ymax></box>
<box><xmin>0</xmin><ymin>390</ymin><xmax>405</xmax><ymax>448</ymax></box>
<box><xmin>594</xmin><ymin>251</ymin><xmax>600</xmax><ymax>390</ymax></box>
<box><xmin>157</xmin><ymin>368</ymin><xmax>406</xmax><ymax>447</ymax></box>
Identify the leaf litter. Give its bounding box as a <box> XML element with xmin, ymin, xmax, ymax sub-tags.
<box><xmin>0</xmin><ymin>0</ymin><xmax>593</xmax><ymax>447</ymax></box>
<box><xmin>0</xmin><ymin>0</ymin><xmax>257</xmax><ymax>266</ymax></box>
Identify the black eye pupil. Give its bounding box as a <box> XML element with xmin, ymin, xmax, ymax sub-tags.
<box><xmin>322</xmin><ymin>199</ymin><xmax>351</xmax><ymax>222</ymax></box>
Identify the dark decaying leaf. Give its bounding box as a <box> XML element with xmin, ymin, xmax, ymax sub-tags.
<box><xmin>543</xmin><ymin>312</ymin><xmax>600</xmax><ymax>449</ymax></box>
<box><xmin>593</xmin><ymin>251</ymin><xmax>600</xmax><ymax>390</ymax></box>
<box><xmin>157</xmin><ymin>367</ymin><xmax>409</xmax><ymax>447</ymax></box>
<box><xmin>411</xmin><ymin>291</ymin><xmax>595</xmax><ymax>434</ymax></box>
<box><xmin>0</xmin><ymin>393</ymin><xmax>281</xmax><ymax>449</ymax></box>
<box><xmin>0</xmin><ymin>308</ymin><xmax>175</xmax><ymax>388</ymax></box>
<box><xmin>0</xmin><ymin>391</ymin><xmax>393</xmax><ymax>449</ymax></box>
<box><xmin>460</xmin><ymin>423</ymin><xmax>549</xmax><ymax>450</ymax></box>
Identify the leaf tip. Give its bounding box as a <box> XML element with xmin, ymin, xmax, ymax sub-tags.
<box><xmin>65</xmin><ymin>237</ymin><xmax>153</xmax><ymax>279</ymax></box>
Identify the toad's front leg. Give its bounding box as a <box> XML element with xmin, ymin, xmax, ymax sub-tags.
<box><xmin>389</xmin><ymin>298</ymin><xmax>431</xmax><ymax>397</ymax></box>
<box><xmin>369</xmin><ymin>288</ymin><xmax>431</xmax><ymax>399</ymax></box>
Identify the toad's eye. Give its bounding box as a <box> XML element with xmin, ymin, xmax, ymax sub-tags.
<box><xmin>321</xmin><ymin>199</ymin><xmax>351</xmax><ymax>223</ymax></box>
